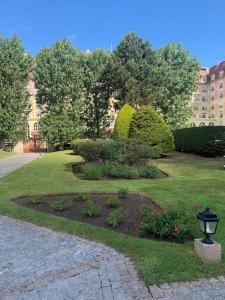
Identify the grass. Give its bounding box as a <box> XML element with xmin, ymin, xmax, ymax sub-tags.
<box><xmin>0</xmin><ymin>150</ymin><xmax>225</xmax><ymax>285</ymax></box>
<box><xmin>0</xmin><ymin>151</ymin><xmax>16</xmax><ymax>159</ymax></box>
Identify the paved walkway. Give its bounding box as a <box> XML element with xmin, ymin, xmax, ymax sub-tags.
<box><xmin>0</xmin><ymin>216</ymin><xmax>149</xmax><ymax>300</ymax></box>
<box><xmin>0</xmin><ymin>153</ymin><xmax>40</xmax><ymax>178</ymax></box>
<box><xmin>1</xmin><ymin>217</ymin><xmax>225</xmax><ymax>299</ymax></box>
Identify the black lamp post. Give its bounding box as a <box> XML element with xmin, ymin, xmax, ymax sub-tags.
<box><xmin>197</xmin><ymin>207</ymin><xmax>219</xmax><ymax>244</ymax></box>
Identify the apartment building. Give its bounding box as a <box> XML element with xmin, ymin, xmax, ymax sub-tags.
<box><xmin>189</xmin><ymin>61</ymin><xmax>225</xmax><ymax>127</ymax></box>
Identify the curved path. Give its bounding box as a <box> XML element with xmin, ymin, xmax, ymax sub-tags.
<box><xmin>0</xmin><ymin>153</ymin><xmax>40</xmax><ymax>178</ymax></box>
<box><xmin>0</xmin><ymin>216</ymin><xmax>149</xmax><ymax>300</ymax></box>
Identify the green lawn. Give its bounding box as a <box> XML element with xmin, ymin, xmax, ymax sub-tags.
<box><xmin>0</xmin><ymin>151</ymin><xmax>225</xmax><ymax>285</ymax></box>
<box><xmin>0</xmin><ymin>151</ymin><xmax>16</xmax><ymax>159</ymax></box>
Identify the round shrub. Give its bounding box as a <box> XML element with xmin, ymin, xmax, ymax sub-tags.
<box><xmin>106</xmin><ymin>196</ymin><xmax>121</xmax><ymax>208</ymax></box>
<box><xmin>113</xmin><ymin>104</ymin><xmax>136</xmax><ymax>139</ymax></box>
<box><xmin>51</xmin><ymin>200</ymin><xmax>70</xmax><ymax>211</ymax></box>
<box><xmin>77</xmin><ymin>193</ymin><xmax>91</xmax><ymax>201</ymax></box>
<box><xmin>118</xmin><ymin>188</ymin><xmax>129</xmax><ymax>198</ymax></box>
<box><xmin>31</xmin><ymin>196</ymin><xmax>44</xmax><ymax>204</ymax></box>
<box><xmin>129</xmin><ymin>106</ymin><xmax>174</xmax><ymax>157</ymax></box>
<box><xmin>82</xmin><ymin>163</ymin><xmax>102</xmax><ymax>180</ymax></box>
<box><xmin>140</xmin><ymin>164</ymin><xmax>160</xmax><ymax>178</ymax></box>
<box><xmin>82</xmin><ymin>200</ymin><xmax>101</xmax><ymax>217</ymax></box>
<box><xmin>106</xmin><ymin>208</ymin><xmax>124</xmax><ymax>227</ymax></box>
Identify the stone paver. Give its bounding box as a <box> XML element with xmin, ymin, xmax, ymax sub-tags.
<box><xmin>0</xmin><ymin>153</ymin><xmax>40</xmax><ymax>178</ymax></box>
<box><xmin>148</xmin><ymin>277</ymin><xmax>225</xmax><ymax>299</ymax></box>
<box><xmin>0</xmin><ymin>216</ymin><xmax>150</xmax><ymax>300</ymax></box>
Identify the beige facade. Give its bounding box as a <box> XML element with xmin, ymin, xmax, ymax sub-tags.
<box><xmin>189</xmin><ymin>61</ymin><xmax>225</xmax><ymax>127</ymax></box>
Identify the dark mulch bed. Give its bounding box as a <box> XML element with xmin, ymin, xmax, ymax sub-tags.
<box><xmin>72</xmin><ymin>163</ymin><xmax>169</xmax><ymax>180</ymax></box>
<box><xmin>13</xmin><ymin>192</ymin><xmax>160</xmax><ymax>237</ymax></box>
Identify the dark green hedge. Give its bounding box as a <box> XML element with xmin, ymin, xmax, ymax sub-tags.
<box><xmin>174</xmin><ymin>126</ymin><xmax>225</xmax><ymax>157</ymax></box>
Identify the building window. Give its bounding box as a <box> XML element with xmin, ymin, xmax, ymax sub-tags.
<box><xmin>219</xmin><ymin>70</ymin><xmax>224</xmax><ymax>78</ymax></box>
<box><xmin>202</xmin><ymin>96</ymin><xmax>207</xmax><ymax>101</ymax></box>
<box><xmin>219</xmin><ymin>112</ymin><xmax>223</xmax><ymax>118</ymax></box>
<box><xmin>194</xmin><ymin>94</ymin><xmax>200</xmax><ymax>101</ymax></box>
<box><xmin>36</xmin><ymin>112</ymin><xmax>41</xmax><ymax>119</ymax></box>
<box><xmin>190</xmin><ymin>122</ymin><xmax>196</xmax><ymax>127</ymax></box>
<box><xmin>211</xmin><ymin>75</ymin><xmax>215</xmax><ymax>81</ymax></box>
<box><xmin>219</xmin><ymin>91</ymin><xmax>223</xmax><ymax>99</ymax></box>
<box><xmin>199</xmin><ymin>122</ymin><xmax>205</xmax><ymax>127</ymax></box>
<box><xmin>193</xmin><ymin>105</ymin><xmax>198</xmax><ymax>111</ymax></box>
<box><xmin>209</xmin><ymin>122</ymin><xmax>214</xmax><ymax>126</ymax></box>
<box><xmin>211</xmin><ymin>94</ymin><xmax>214</xmax><ymax>100</ymax></box>
<box><xmin>219</xmin><ymin>103</ymin><xmax>223</xmax><ymax>109</ymax></box>
<box><xmin>33</xmin><ymin>123</ymin><xmax>40</xmax><ymax>131</ymax></box>
<box><xmin>211</xmin><ymin>105</ymin><xmax>214</xmax><ymax>110</ymax></box>
<box><xmin>219</xmin><ymin>81</ymin><xmax>223</xmax><ymax>89</ymax></box>
<box><xmin>202</xmin><ymin>106</ymin><xmax>207</xmax><ymax>111</ymax></box>
<box><xmin>202</xmin><ymin>113</ymin><xmax>207</xmax><ymax>118</ymax></box>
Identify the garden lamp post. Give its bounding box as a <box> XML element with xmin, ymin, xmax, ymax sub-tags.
<box><xmin>197</xmin><ymin>207</ymin><xmax>219</xmax><ymax>245</ymax></box>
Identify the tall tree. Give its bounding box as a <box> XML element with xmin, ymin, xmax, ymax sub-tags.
<box><xmin>0</xmin><ymin>35</ymin><xmax>31</xmax><ymax>148</ymax></box>
<box><xmin>35</xmin><ymin>39</ymin><xmax>84</xmax><ymax>149</ymax></box>
<box><xmin>147</xmin><ymin>43</ymin><xmax>200</xmax><ymax>128</ymax></box>
<box><xmin>82</xmin><ymin>49</ymin><xmax>110</xmax><ymax>137</ymax></box>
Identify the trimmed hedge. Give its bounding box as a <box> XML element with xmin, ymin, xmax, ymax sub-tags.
<box><xmin>174</xmin><ymin>126</ymin><xmax>225</xmax><ymax>157</ymax></box>
<box><xmin>113</xmin><ymin>104</ymin><xmax>135</xmax><ymax>139</ymax></box>
<box><xmin>129</xmin><ymin>106</ymin><xmax>174</xmax><ymax>157</ymax></box>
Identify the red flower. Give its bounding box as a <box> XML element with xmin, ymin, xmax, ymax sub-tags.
<box><xmin>174</xmin><ymin>226</ymin><xmax>180</xmax><ymax>234</ymax></box>
<box><xmin>194</xmin><ymin>203</ymin><xmax>201</xmax><ymax>209</ymax></box>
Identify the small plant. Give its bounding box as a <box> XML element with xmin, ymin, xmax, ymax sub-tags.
<box><xmin>109</xmin><ymin>164</ymin><xmax>139</xmax><ymax>179</ymax></box>
<box><xmin>82</xmin><ymin>200</ymin><xmax>101</xmax><ymax>217</ymax></box>
<box><xmin>77</xmin><ymin>193</ymin><xmax>91</xmax><ymax>201</ymax></box>
<box><xmin>140</xmin><ymin>164</ymin><xmax>160</xmax><ymax>178</ymax></box>
<box><xmin>31</xmin><ymin>195</ymin><xmax>44</xmax><ymax>204</ymax></box>
<box><xmin>118</xmin><ymin>188</ymin><xmax>129</xmax><ymax>198</ymax></box>
<box><xmin>106</xmin><ymin>196</ymin><xmax>121</xmax><ymax>208</ymax></box>
<box><xmin>106</xmin><ymin>208</ymin><xmax>124</xmax><ymax>227</ymax></box>
<box><xmin>51</xmin><ymin>200</ymin><xmax>70</xmax><ymax>211</ymax></box>
<box><xmin>82</xmin><ymin>163</ymin><xmax>102</xmax><ymax>180</ymax></box>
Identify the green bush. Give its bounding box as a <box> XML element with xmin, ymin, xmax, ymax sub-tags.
<box><xmin>77</xmin><ymin>193</ymin><xmax>91</xmax><ymax>201</ymax></box>
<box><xmin>31</xmin><ymin>196</ymin><xmax>44</xmax><ymax>204</ymax></box>
<box><xmin>118</xmin><ymin>188</ymin><xmax>129</xmax><ymax>198</ymax></box>
<box><xmin>51</xmin><ymin>200</ymin><xmax>70</xmax><ymax>211</ymax></box>
<box><xmin>140</xmin><ymin>164</ymin><xmax>160</xmax><ymax>178</ymax></box>
<box><xmin>109</xmin><ymin>164</ymin><xmax>139</xmax><ymax>179</ymax></box>
<box><xmin>113</xmin><ymin>104</ymin><xmax>136</xmax><ymax>139</ymax></box>
<box><xmin>174</xmin><ymin>126</ymin><xmax>225</xmax><ymax>157</ymax></box>
<box><xmin>106</xmin><ymin>208</ymin><xmax>124</xmax><ymax>227</ymax></box>
<box><xmin>136</xmin><ymin>204</ymin><xmax>197</xmax><ymax>241</ymax></box>
<box><xmin>82</xmin><ymin>200</ymin><xmax>101</xmax><ymax>217</ymax></box>
<box><xmin>82</xmin><ymin>163</ymin><xmax>102</xmax><ymax>180</ymax></box>
<box><xmin>106</xmin><ymin>196</ymin><xmax>121</xmax><ymax>208</ymax></box>
<box><xmin>72</xmin><ymin>138</ymin><xmax>153</xmax><ymax>165</ymax></box>
<box><xmin>129</xmin><ymin>106</ymin><xmax>174</xmax><ymax>157</ymax></box>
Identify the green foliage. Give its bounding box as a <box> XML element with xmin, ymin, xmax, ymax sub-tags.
<box><xmin>0</xmin><ymin>35</ymin><xmax>31</xmax><ymax>145</ymax></box>
<box><xmin>106</xmin><ymin>208</ymin><xmax>124</xmax><ymax>228</ymax></box>
<box><xmin>140</xmin><ymin>164</ymin><xmax>160</xmax><ymax>178</ymax></box>
<box><xmin>174</xmin><ymin>126</ymin><xmax>225</xmax><ymax>157</ymax></box>
<box><xmin>106</xmin><ymin>196</ymin><xmax>121</xmax><ymax>208</ymax></box>
<box><xmin>109</xmin><ymin>164</ymin><xmax>139</xmax><ymax>179</ymax></box>
<box><xmin>72</xmin><ymin>138</ymin><xmax>153</xmax><ymax>165</ymax></box>
<box><xmin>35</xmin><ymin>39</ymin><xmax>83</xmax><ymax>149</ymax></box>
<box><xmin>51</xmin><ymin>200</ymin><xmax>70</xmax><ymax>211</ymax></box>
<box><xmin>113</xmin><ymin>104</ymin><xmax>136</xmax><ymax>139</ymax></box>
<box><xmin>118</xmin><ymin>188</ymin><xmax>129</xmax><ymax>198</ymax></box>
<box><xmin>137</xmin><ymin>205</ymin><xmax>195</xmax><ymax>241</ymax></box>
<box><xmin>31</xmin><ymin>196</ymin><xmax>44</xmax><ymax>204</ymax></box>
<box><xmin>82</xmin><ymin>163</ymin><xmax>102</xmax><ymax>180</ymax></box>
<box><xmin>77</xmin><ymin>193</ymin><xmax>91</xmax><ymax>201</ymax></box>
<box><xmin>129</xmin><ymin>106</ymin><xmax>174</xmax><ymax>157</ymax></box>
<box><xmin>82</xmin><ymin>49</ymin><xmax>110</xmax><ymax>137</ymax></box>
<box><xmin>82</xmin><ymin>200</ymin><xmax>101</xmax><ymax>217</ymax></box>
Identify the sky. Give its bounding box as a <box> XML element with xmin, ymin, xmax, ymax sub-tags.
<box><xmin>0</xmin><ymin>0</ymin><xmax>225</xmax><ymax>67</ymax></box>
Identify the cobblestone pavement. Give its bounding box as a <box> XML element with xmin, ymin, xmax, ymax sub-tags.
<box><xmin>148</xmin><ymin>277</ymin><xmax>225</xmax><ymax>299</ymax></box>
<box><xmin>0</xmin><ymin>215</ymin><xmax>150</xmax><ymax>300</ymax></box>
<box><xmin>0</xmin><ymin>153</ymin><xmax>40</xmax><ymax>178</ymax></box>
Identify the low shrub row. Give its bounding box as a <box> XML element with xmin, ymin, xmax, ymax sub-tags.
<box><xmin>174</xmin><ymin>126</ymin><xmax>225</xmax><ymax>157</ymax></box>
<box><xmin>72</xmin><ymin>138</ymin><xmax>154</xmax><ymax>166</ymax></box>
<box><xmin>81</xmin><ymin>162</ymin><xmax>160</xmax><ymax>180</ymax></box>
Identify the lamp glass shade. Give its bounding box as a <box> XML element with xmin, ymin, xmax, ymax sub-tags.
<box><xmin>199</xmin><ymin>219</ymin><xmax>205</xmax><ymax>233</ymax></box>
<box><xmin>205</xmin><ymin>221</ymin><xmax>217</xmax><ymax>234</ymax></box>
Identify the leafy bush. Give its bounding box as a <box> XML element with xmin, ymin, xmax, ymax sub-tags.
<box><xmin>82</xmin><ymin>163</ymin><xmax>102</xmax><ymax>180</ymax></box>
<box><xmin>51</xmin><ymin>200</ymin><xmax>70</xmax><ymax>211</ymax></box>
<box><xmin>72</xmin><ymin>138</ymin><xmax>153</xmax><ymax>165</ymax></box>
<box><xmin>109</xmin><ymin>164</ymin><xmax>139</xmax><ymax>179</ymax></box>
<box><xmin>129</xmin><ymin>106</ymin><xmax>174</xmax><ymax>157</ymax></box>
<box><xmin>31</xmin><ymin>196</ymin><xmax>44</xmax><ymax>204</ymax></box>
<box><xmin>140</xmin><ymin>164</ymin><xmax>160</xmax><ymax>178</ymax></box>
<box><xmin>136</xmin><ymin>204</ymin><xmax>197</xmax><ymax>241</ymax></box>
<box><xmin>118</xmin><ymin>188</ymin><xmax>129</xmax><ymax>198</ymax></box>
<box><xmin>82</xmin><ymin>200</ymin><xmax>101</xmax><ymax>217</ymax></box>
<box><xmin>106</xmin><ymin>208</ymin><xmax>124</xmax><ymax>227</ymax></box>
<box><xmin>174</xmin><ymin>126</ymin><xmax>225</xmax><ymax>157</ymax></box>
<box><xmin>77</xmin><ymin>193</ymin><xmax>91</xmax><ymax>201</ymax></box>
<box><xmin>106</xmin><ymin>196</ymin><xmax>121</xmax><ymax>208</ymax></box>
<box><xmin>113</xmin><ymin>104</ymin><xmax>136</xmax><ymax>139</ymax></box>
